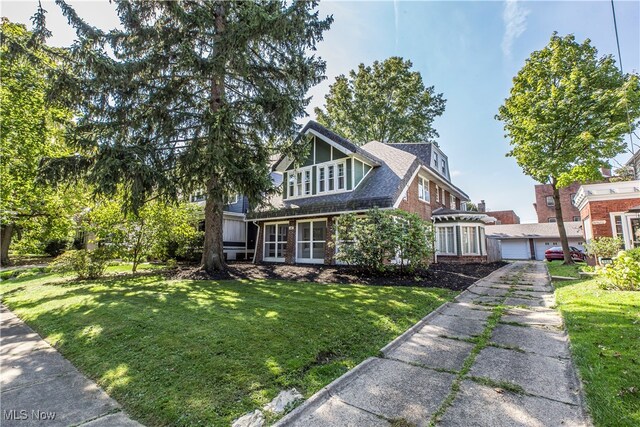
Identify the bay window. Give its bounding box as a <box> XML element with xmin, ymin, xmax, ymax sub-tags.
<box><xmin>436</xmin><ymin>226</ymin><xmax>455</xmax><ymax>254</ymax></box>
<box><xmin>461</xmin><ymin>226</ymin><xmax>480</xmax><ymax>255</ymax></box>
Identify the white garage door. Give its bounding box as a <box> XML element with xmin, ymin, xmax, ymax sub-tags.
<box><xmin>501</xmin><ymin>240</ymin><xmax>530</xmax><ymax>260</ymax></box>
<box><xmin>534</xmin><ymin>239</ymin><xmax>585</xmax><ymax>261</ymax></box>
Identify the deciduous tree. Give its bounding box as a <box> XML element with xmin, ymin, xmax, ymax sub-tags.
<box><xmin>315</xmin><ymin>57</ymin><xmax>446</xmax><ymax>144</ymax></box>
<box><xmin>0</xmin><ymin>19</ymin><xmax>80</xmax><ymax>265</ymax></box>
<box><xmin>38</xmin><ymin>1</ymin><xmax>332</xmax><ymax>273</ymax></box>
<box><xmin>497</xmin><ymin>33</ymin><xmax>640</xmax><ymax>264</ymax></box>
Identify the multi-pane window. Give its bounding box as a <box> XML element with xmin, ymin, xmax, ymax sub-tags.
<box><xmin>450</xmin><ymin>194</ymin><xmax>456</xmax><ymax>209</ymax></box>
<box><xmin>328</xmin><ymin>165</ymin><xmax>335</xmax><ymax>191</ymax></box>
<box><xmin>337</xmin><ymin>163</ymin><xmax>345</xmax><ymax>190</ymax></box>
<box><xmin>433</xmin><ymin>152</ymin><xmax>439</xmax><ymax>167</ymax></box>
<box><xmin>418</xmin><ymin>176</ymin><xmax>430</xmax><ymax>202</ymax></box>
<box><xmin>264</xmin><ymin>223</ymin><xmax>288</xmax><ymax>261</ymax></box>
<box><xmin>289</xmin><ymin>174</ymin><xmax>295</xmax><ymax>197</ymax></box>
<box><xmin>441</xmin><ymin>159</ymin><xmax>446</xmax><ymax>174</ymax></box>
<box><xmin>546</xmin><ymin>196</ymin><xmax>554</xmax><ymax>206</ymax></box>
<box><xmin>613</xmin><ymin>215</ymin><xmax>623</xmax><ymax>237</ymax></box>
<box><xmin>570</xmin><ymin>193</ymin><xmax>577</xmax><ymax>206</ymax></box>
<box><xmin>296</xmin><ymin>171</ymin><xmax>303</xmax><ymax>196</ymax></box>
<box><xmin>461</xmin><ymin>226</ymin><xmax>479</xmax><ymax>255</ymax></box>
<box><xmin>435</xmin><ymin>185</ymin><xmax>441</xmax><ymax>203</ymax></box>
<box><xmin>297</xmin><ymin>220</ymin><xmax>326</xmax><ymax>262</ymax></box>
<box><xmin>436</xmin><ymin>226</ymin><xmax>455</xmax><ymax>254</ymax></box>
<box><xmin>304</xmin><ymin>170</ymin><xmax>311</xmax><ymax>195</ymax></box>
<box><xmin>319</xmin><ymin>167</ymin><xmax>326</xmax><ymax>192</ymax></box>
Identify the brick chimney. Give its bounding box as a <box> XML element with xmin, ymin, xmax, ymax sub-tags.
<box><xmin>478</xmin><ymin>200</ymin><xmax>486</xmax><ymax>212</ymax></box>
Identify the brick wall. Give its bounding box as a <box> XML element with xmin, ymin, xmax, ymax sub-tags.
<box><xmin>398</xmin><ymin>175</ymin><xmax>433</xmax><ymax>220</ymax></box>
<box><xmin>534</xmin><ymin>182</ymin><xmax>582</xmax><ymax>223</ymax></box>
<box><xmin>284</xmin><ymin>219</ymin><xmax>296</xmax><ymax>264</ymax></box>
<box><xmin>581</xmin><ymin>198</ymin><xmax>640</xmax><ymax>239</ymax></box>
<box><xmin>485</xmin><ymin>210</ymin><xmax>520</xmax><ymax>225</ymax></box>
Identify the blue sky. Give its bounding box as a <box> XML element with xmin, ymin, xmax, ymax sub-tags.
<box><xmin>3</xmin><ymin>1</ymin><xmax>639</xmax><ymax>222</ymax></box>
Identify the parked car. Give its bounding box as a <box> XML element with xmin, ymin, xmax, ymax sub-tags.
<box><xmin>545</xmin><ymin>246</ymin><xmax>586</xmax><ymax>262</ymax></box>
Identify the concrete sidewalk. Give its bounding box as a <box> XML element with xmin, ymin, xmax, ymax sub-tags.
<box><xmin>1</xmin><ymin>305</ymin><xmax>142</xmax><ymax>427</ymax></box>
<box><xmin>276</xmin><ymin>261</ymin><xmax>591</xmax><ymax>427</ymax></box>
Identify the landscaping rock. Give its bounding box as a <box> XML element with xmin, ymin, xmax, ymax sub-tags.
<box><xmin>232</xmin><ymin>410</ymin><xmax>265</xmax><ymax>427</ymax></box>
<box><xmin>264</xmin><ymin>389</ymin><xmax>304</xmax><ymax>413</ymax></box>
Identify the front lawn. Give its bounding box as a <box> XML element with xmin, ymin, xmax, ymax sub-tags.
<box><xmin>546</xmin><ymin>260</ymin><xmax>582</xmax><ymax>278</ymax></box>
<box><xmin>551</xmin><ymin>264</ymin><xmax>640</xmax><ymax>427</ymax></box>
<box><xmin>1</xmin><ymin>272</ymin><xmax>456</xmax><ymax>426</ymax></box>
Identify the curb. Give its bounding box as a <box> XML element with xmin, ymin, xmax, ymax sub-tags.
<box><xmin>275</xmin><ymin>262</ymin><xmax>516</xmax><ymax>426</ymax></box>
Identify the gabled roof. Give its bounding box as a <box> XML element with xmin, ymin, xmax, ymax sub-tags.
<box><xmin>248</xmin><ymin>122</ymin><xmax>469</xmax><ymax>220</ymax></box>
<box><xmin>272</xmin><ymin>121</ymin><xmax>382</xmax><ymax>172</ymax></box>
<box><xmin>485</xmin><ymin>222</ymin><xmax>583</xmax><ymax>239</ymax></box>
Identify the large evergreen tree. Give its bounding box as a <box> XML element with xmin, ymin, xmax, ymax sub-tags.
<box><xmin>39</xmin><ymin>1</ymin><xmax>332</xmax><ymax>273</ymax></box>
<box><xmin>497</xmin><ymin>34</ymin><xmax>640</xmax><ymax>264</ymax></box>
<box><xmin>315</xmin><ymin>57</ymin><xmax>446</xmax><ymax>144</ymax></box>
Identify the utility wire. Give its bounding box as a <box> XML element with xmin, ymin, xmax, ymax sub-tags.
<box><xmin>611</xmin><ymin>0</ymin><xmax>638</xmax><ymax>177</ymax></box>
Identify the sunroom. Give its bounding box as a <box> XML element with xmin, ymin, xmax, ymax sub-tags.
<box><xmin>432</xmin><ymin>208</ymin><xmax>493</xmax><ymax>262</ymax></box>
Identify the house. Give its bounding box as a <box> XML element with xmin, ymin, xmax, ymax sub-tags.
<box><xmin>190</xmin><ymin>194</ymin><xmax>258</xmax><ymax>261</ymax></box>
<box><xmin>486</xmin><ymin>222</ymin><xmax>585</xmax><ymax>260</ymax></box>
<box><xmin>626</xmin><ymin>151</ymin><xmax>640</xmax><ymax>179</ymax></box>
<box><xmin>475</xmin><ymin>201</ymin><xmax>520</xmax><ymax>225</ymax></box>
<box><xmin>574</xmin><ymin>180</ymin><xmax>640</xmax><ymax>250</ymax></box>
<box><xmin>247</xmin><ymin>121</ymin><xmax>493</xmax><ymax>265</ymax></box>
<box><xmin>533</xmin><ymin>182</ymin><xmax>583</xmax><ymax>223</ymax></box>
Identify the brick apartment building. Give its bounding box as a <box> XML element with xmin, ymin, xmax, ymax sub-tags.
<box><xmin>533</xmin><ymin>182</ymin><xmax>583</xmax><ymax>223</ymax></box>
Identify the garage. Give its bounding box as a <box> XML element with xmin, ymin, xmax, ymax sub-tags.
<box><xmin>500</xmin><ymin>240</ymin><xmax>531</xmax><ymax>260</ymax></box>
<box><xmin>486</xmin><ymin>222</ymin><xmax>584</xmax><ymax>261</ymax></box>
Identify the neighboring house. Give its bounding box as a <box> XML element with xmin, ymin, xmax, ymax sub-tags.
<box><xmin>190</xmin><ymin>193</ymin><xmax>258</xmax><ymax>261</ymax></box>
<box><xmin>626</xmin><ymin>151</ymin><xmax>640</xmax><ymax>180</ymax></box>
<box><xmin>574</xmin><ymin>180</ymin><xmax>640</xmax><ymax>250</ymax></box>
<box><xmin>533</xmin><ymin>182</ymin><xmax>583</xmax><ymax>223</ymax></box>
<box><xmin>475</xmin><ymin>201</ymin><xmax>520</xmax><ymax>225</ymax></box>
<box><xmin>486</xmin><ymin>222</ymin><xmax>585</xmax><ymax>261</ymax></box>
<box><xmin>247</xmin><ymin>121</ymin><xmax>493</xmax><ymax>265</ymax></box>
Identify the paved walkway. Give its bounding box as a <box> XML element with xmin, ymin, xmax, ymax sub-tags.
<box><xmin>1</xmin><ymin>305</ymin><xmax>142</xmax><ymax>426</ymax></box>
<box><xmin>276</xmin><ymin>261</ymin><xmax>591</xmax><ymax>427</ymax></box>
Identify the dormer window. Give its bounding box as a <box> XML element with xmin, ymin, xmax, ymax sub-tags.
<box><xmin>441</xmin><ymin>159</ymin><xmax>446</xmax><ymax>174</ymax></box>
<box><xmin>434</xmin><ymin>152</ymin><xmax>439</xmax><ymax>167</ymax></box>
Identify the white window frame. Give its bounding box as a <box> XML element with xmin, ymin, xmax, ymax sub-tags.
<box><xmin>461</xmin><ymin>225</ymin><xmax>481</xmax><ymax>255</ymax></box>
<box><xmin>433</xmin><ymin>152</ymin><xmax>439</xmax><ymax>167</ymax></box>
<box><xmin>450</xmin><ymin>194</ymin><xmax>456</xmax><ymax>209</ymax></box>
<box><xmin>296</xmin><ymin>219</ymin><xmax>327</xmax><ymax>264</ymax></box>
<box><xmin>441</xmin><ymin>159</ymin><xmax>446</xmax><ymax>174</ymax></box>
<box><xmin>418</xmin><ymin>176</ymin><xmax>430</xmax><ymax>203</ymax></box>
<box><xmin>546</xmin><ymin>196</ymin><xmax>555</xmax><ymax>206</ymax></box>
<box><xmin>435</xmin><ymin>225</ymin><xmax>456</xmax><ymax>255</ymax></box>
<box><xmin>263</xmin><ymin>222</ymin><xmax>289</xmax><ymax>262</ymax></box>
<box><xmin>314</xmin><ymin>159</ymin><xmax>347</xmax><ymax>196</ymax></box>
<box><xmin>288</xmin><ymin>165</ymin><xmax>314</xmax><ymax>199</ymax></box>
<box><xmin>435</xmin><ymin>185</ymin><xmax>441</xmax><ymax>203</ymax></box>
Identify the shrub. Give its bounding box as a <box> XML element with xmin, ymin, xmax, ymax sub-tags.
<box><xmin>597</xmin><ymin>251</ymin><xmax>640</xmax><ymax>291</ymax></box>
<box><xmin>166</xmin><ymin>258</ymin><xmax>178</xmax><ymax>269</ymax></box>
<box><xmin>335</xmin><ymin>208</ymin><xmax>435</xmax><ymax>273</ymax></box>
<box><xmin>625</xmin><ymin>247</ymin><xmax>640</xmax><ymax>263</ymax></box>
<box><xmin>50</xmin><ymin>249</ymin><xmax>111</xmax><ymax>279</ymax></box>
<box><xmin>43</xmin><ymin>239</ymin><xmax>70</xmax><ymax>257</ymax></box>
<box><xmin>585</xmin><ymin>237</ymin><xmax>623</xmax><ymax>263</ymax></box>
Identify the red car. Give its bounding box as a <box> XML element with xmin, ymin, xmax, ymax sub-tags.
<box><xmin>545</xmin><ymin>246</ymin><xmax>586</xmax><ymax>262</ymax></box>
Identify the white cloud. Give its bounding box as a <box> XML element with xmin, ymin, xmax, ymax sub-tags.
<box><xmin>501</xmin><ymin>0</ymin><xmax>529</xmax><ymax>57</ymax></box>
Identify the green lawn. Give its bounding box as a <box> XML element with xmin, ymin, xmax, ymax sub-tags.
<box><xmin>1</xmin><ymin>272</ymin><xmax>456</xmax><ymax>426</ymax></box>
<box><xmin>551</xmin><ymin>264</ymin><xmax>640</xmax><ymax>427</ymax></box>
<box><xmin>545</xmin><ymin>260</ymin><xmax>582</xmax><ymax>278</ymax></box>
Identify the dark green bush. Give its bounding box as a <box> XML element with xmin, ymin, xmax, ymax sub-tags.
<box><xmin>50</xmin><ymin>248</ymin><xmax>111</xmax><ymax>279</ymax></box>
<box><xmin>43</xmin><ymin>239</ymin><xmax>70</xmax><ymax>257</ymax></box>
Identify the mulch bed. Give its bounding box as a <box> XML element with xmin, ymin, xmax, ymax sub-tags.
<box><xmin>172</xmin><ymin>261</ymin><xmax>507</xmax><ymax>291</ymax></box>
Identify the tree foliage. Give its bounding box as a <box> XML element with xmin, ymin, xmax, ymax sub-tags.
<box><xmin>37</xmin><ymin>1</ymin><xmax>332</xmax><ymax>272</ymax></box>
<box><xmin>315</xmin><ymin>57</ymin><xmax>446</xmax><ymax>144</ymax></box>
<box><xmin>335</xmin><ymin>208</ymin><xmax>435</xmax><ymax>273</ymax></box>
<box><xmin>497</xmin><ymin>33</ymin><xmax>640</xmax><ymax>263</ymax></box>
<box><xmin>0</xmin><ymin>18</ymin><xmax>82</xmax><ymax>264</ymax></box>
<box><xmin>87</xmin><ymin>198</ymin><xmax>200</xmax><ymax>272</ymax></box>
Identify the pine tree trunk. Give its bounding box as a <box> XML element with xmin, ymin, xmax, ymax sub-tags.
<box><xmin>202</xmin><ymin>176</ymin><xmax>226</xmax><ymax>273</ymax></box>
<box><xmin>200</xmin><ymin>3</ymin><xmax>227</xmax><ymax>275</ymax></box>
<box><xmin>1</xmin><ymin>223</ymin><xmax>14</xmax><ymax>266</ymax></box>
<box><xmin>552</xmin><ymin>181</ymin><xmax>574</xmax><ymax>265</ymax></box>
